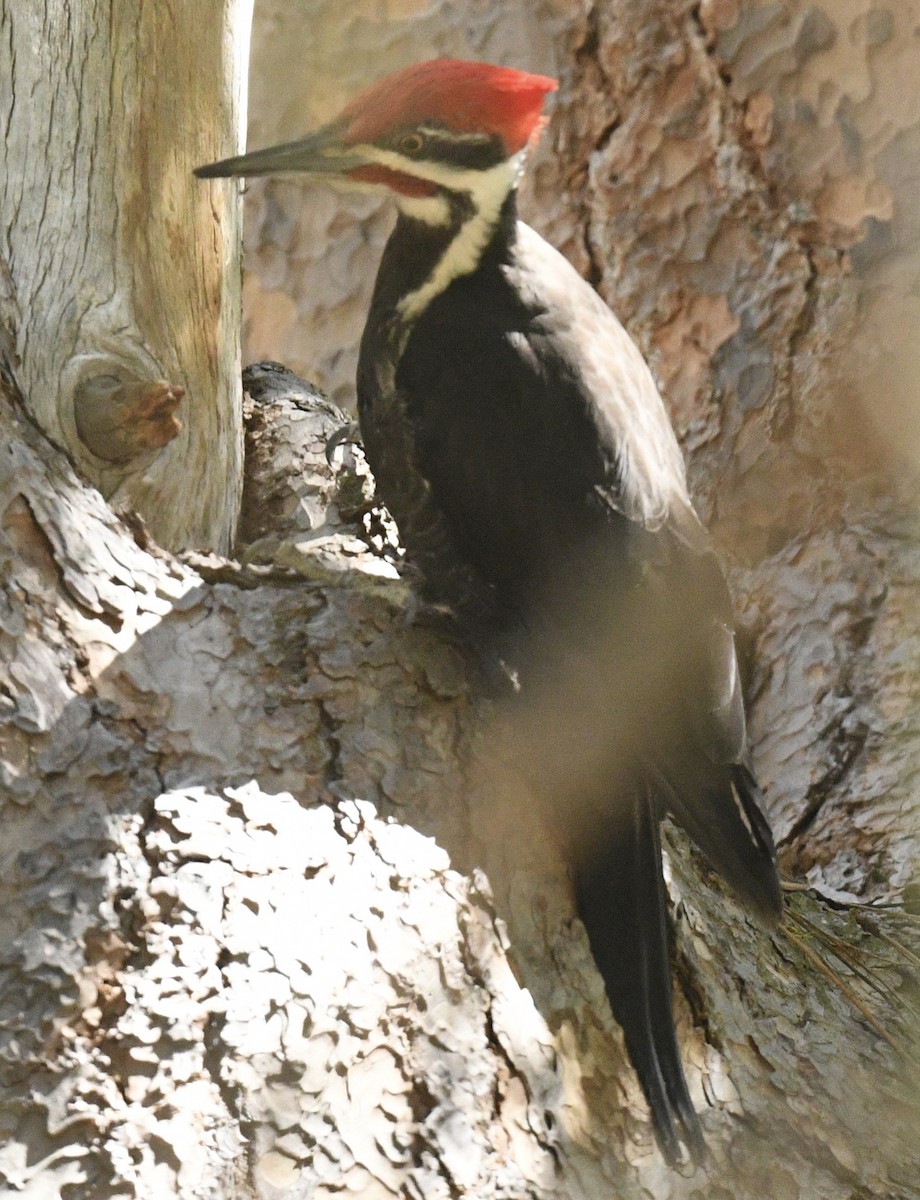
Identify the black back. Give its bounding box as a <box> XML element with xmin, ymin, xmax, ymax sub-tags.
<box><xmin>357</xmin><ymin>191</ymin><xmax>781</xmax><ymax>1163</ymax></box>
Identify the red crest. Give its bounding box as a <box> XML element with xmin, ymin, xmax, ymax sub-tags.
<box><xmin>340</xmin><ymin>59</ymin><xmax>558</xmax><ymax>155</ymax></box>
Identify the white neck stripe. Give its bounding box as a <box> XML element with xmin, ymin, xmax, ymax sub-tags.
<box><xmin>394</xmin><ymin>149</ymin><xmax>526</xmax><ymax>321</ymax></box>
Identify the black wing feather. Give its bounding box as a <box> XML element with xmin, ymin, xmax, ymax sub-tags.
<box><xmin>399</xmin><ymin>289</ymin><xmax>629</xmax><ymax>613</ymax></box>
<box><xmin>362</xmin><ymin>216</ymin><xmax>781</xmax><ymax>1160</ymax></box>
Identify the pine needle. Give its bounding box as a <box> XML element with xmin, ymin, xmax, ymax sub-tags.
<box><xmin>781</xmin><ymin>922</ymin><xmax>920</xmax><ymax>1069</ymax></box>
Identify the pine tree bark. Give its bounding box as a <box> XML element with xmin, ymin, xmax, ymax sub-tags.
<box><xmin>1</xmin><ymin>1</ymin><xmax>919</xmax><ymax>1198</ymax></box>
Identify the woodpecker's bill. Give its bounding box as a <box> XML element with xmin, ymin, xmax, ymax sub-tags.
<box><xmin>197</xmin><ymin>58</ymin><xmax>782</xmax><ymax>1166</ymax></box>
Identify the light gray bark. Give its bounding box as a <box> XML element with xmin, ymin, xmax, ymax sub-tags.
<box><xmin>0</xmin><ymin>0</ymin><xmax>253</xmax><ymax>552</ymax></box>
<box><xmin>1</xmin><ymin>365</ymin><xmax>917</xmax><ymax>1198</ymax></box>
<box><xmin>1</xmin><ymin>0</ymin><xmax>919</xmax><ymax>1196</ymax></box>
<box><xmin>240</xmin><ymin>0</ymin><xmax>920</xmax><ymax>904</ymax></box>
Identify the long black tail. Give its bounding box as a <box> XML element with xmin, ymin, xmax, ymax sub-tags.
<box><xmin>573</xmin><ymin>782</ymin><xmax>706</xmax><ymax>1165</ymax></box>
<box><xmin>659</xmin><ymin>759</ymin><xmax>783</xmax><ymax>930</ymax></box>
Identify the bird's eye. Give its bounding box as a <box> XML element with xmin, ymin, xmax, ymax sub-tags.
<box><xmin>398</xmin><ymin>131</ymin><xmax>426</xmax><ymax>156</ymax></box>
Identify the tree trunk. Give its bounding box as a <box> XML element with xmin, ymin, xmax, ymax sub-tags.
<box><xmin>1</xmin><ymin>359</ymin><xmax>917</xmax><ymax>1197</ymax></box>
<box><xmin>242</xmin><ymin>0</ymin><xmax>920</xmax><ymax>903</ymax></box>
<box><xmin>0</xmin><ymin>0</ymin><xmax>253</xmax><ymax>552</ymax></box>
<box><xmin>1</xmin><ymin>1</ymin><xmax>919</xmax><ymax>1197</ymax></box>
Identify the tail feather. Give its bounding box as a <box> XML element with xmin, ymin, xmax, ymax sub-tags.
<box><xmin>574</xmin><ymin>783</ymin><xmax>706</xmax><ymax>1165</ymax></box>
<box><xmin>658</xmin><ymin>760</ymin><xmax>783</xmax><ymax>929</ymax></box>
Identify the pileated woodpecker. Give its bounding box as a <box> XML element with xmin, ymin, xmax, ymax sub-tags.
<box><xmin>197</xmin><ymin>59</ymin><xmax>782</xmax><ymax>1164</ymax></box>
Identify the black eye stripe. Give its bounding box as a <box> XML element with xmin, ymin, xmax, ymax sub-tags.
<box><xmin>388</xmin><ymin>127</ymin><xmax>506</xmax><ymax>170</ymax></box>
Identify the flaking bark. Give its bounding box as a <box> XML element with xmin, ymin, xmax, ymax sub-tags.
<box><xmin>1</xmin><ymin>0</ymin><xmax>919</xmax><ymax>1196</ymax></box>
<box><xmin>242</xmin><ymin>0</ymin><xmax>920</xmax><ymax>922</ymax></box>
<box><xmin>1</xmin><ymin>364</ymin><xmax>918</xmax><ymax>1198</ymax></box>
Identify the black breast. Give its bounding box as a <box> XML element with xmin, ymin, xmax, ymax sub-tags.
<box><xmin>356</xmin><ymin>199</ymin><xmax>636</xmax><ymax>638</ymax></box>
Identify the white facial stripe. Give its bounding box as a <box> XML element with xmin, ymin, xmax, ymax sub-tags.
<box><xmin>390</xmin><ymin>149</ymin><xmax>527</xmax><ymax>320</ymax></box>
<box><xmin>396</xmin><ymin>192</ymin><xmax>452</xmax><ymax>223</ymax></box>
<box><xmin>355</xmin><ymin>144</ymin><xmax>521</xmax><ymax>197</ymax></box>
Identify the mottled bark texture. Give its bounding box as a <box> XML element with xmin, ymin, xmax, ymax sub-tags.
<box><xmin>242</xmin><ymin>0</ymin><xmax>920</xmax><ymax>924</ymax></box>
<box><xmin>1</xmin><ymin>359</ymin><xmax>917</xmax><ymax>1198</ymax></box>
<box><xmin>531</xmin><ymin>0</ymin><xmax>920</xmax><ymax>908</ymax></box>
<box><xmin>1</xmin><ymin>0</ymin><xmax>919</xmax><ymax>1197</ymax></box>
<box><xmin>0</xmin><ymin>0</ymin><xmax>252</xmax><ymax>552</ymax></box>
